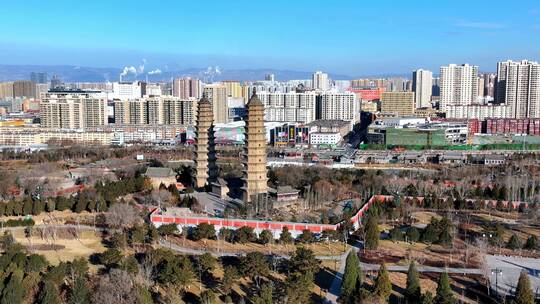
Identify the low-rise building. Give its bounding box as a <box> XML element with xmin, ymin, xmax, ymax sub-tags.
<box><xmin>144</xmin><ymin>167</ymin><xmax>177</xmax><ymax>189</ymax></box>
<box><xmin>211</xmin><ymin>178</ymin><xmax>229</xmax><ymax>199</ymax></box>
<box><xmin>439</xmin><ymin>152</ymin><xmax>467</xmax><ymax>165</ymax></box>
<box><xmin>380</xmin><ymin>92</ymin><xmax>415</xmax><ymax>116</ymax></box>
<box><xmin>269</xmin><ymin>123</ymin><xmax>309</xmax><ymax>147</ymax></box>
<box><xmin>306</xmin><ymin>120</ymin><xmax>350</xmax><ymax>137</ymax></box>
<box><xmin>0</xmin><ymin>127</ymin><xmax>116</xmax><ymax>146</ymax></box>
<box><xmin>310</xmin><ymin>132</ymin><xmax>341</xmax><ymax>148</ymax></box>
<box><xmin>269</xmin><ymin>186</ymin><xmax>300</xmax><ymax>202</ymax></box>
<box><xmin>484</xmin><ymin>154</ymin><xmax>506</xmax><ymax>165</ymax></box>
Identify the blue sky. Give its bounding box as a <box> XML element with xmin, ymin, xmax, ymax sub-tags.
<box><xmin>1</xmin><ymin>0</ymin><xmax>539</xmax><ymax>76</ymax></box>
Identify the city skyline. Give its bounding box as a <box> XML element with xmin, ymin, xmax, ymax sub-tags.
<box><xmin>1</xmin><ymin>0</ymin><xmax>540</xmax><ymax>76</ymax></box>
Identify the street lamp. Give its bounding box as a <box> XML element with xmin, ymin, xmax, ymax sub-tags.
<box><xmin>491</xmin><ymin>268</ymin><xmax>503</xmax><ymax>300</ymax></box>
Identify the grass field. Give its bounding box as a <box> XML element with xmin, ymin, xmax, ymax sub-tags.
<box><xmin>11</xmin><ymin>228</ymin><xmax>106</xmax><ymax>267</ymax></box>
<box><xmin>171</xmin><ymin>237</ymin><xmax>348</xmax><ymax>256</ymax></box>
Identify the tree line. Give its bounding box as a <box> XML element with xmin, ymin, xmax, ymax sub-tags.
<box><xmin>0</xmin><ymin>176</ymin><xmax>151</xmax><ymax>218</ymax></box>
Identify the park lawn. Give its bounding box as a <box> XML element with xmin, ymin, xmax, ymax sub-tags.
<box><xmin>378</xmin><ymin>240</ymin><xmax>474</xmax><ymax>267</ymax></box>
<box><xmin>516</xmin><ymin>226</ymin><xmax>540</xmax><ymax>238</ymax></box>
<box><xmin>174</xmin><ymin>238</ymin><xmax>348</xmax><ymax>256</ymax></box>
<box><xmin>411</xmin><ymin>211</ymin><xmax>440</xmax><ymax>224</ymax></box>
<box><xmin>13</xmin><ymin>229</ymin><xmax>106</xmax><ymax>268</ymax></box>
<box><xmin>472</xmin><ymin>212</ymin><xmax>518</xmax><ymax>224</ymax></box>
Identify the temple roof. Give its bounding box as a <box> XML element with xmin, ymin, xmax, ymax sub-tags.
<box><xmin>198</xmin><ymin>96</ymin><xmax>211</xmax><ymax>106</ymax></box>
<box><xmin>246</xmin><ymin>88</ymin><xmax>264</xmax><ymax>107</ymax></box>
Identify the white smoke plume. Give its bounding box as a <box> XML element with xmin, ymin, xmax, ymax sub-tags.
<box><xmin>202</xmin><ymin>66</ymin><xmax>222</xmax><ymax>82</ymax></box>
<box><xmin>138</xmin><ymin>58</ymin><xmax>146</xmax><ymax>74</ymax></box>
<box><xmin>120</xmin><ymin>66</ymin><xmax>137</xmax><ymax>77</ymax></box>
<box><xmin>148</xmin><ymin>69</ymin><xmax>162</xmax><ymax>75</ymax></box>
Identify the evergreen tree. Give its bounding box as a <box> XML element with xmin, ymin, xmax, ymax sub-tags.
<box><xmin>364</xmin><ymin>215</ymin><xmax>379</xmax><ymax>250</ymax></box>
<box><xmin>200</xmin><ymin>289</ymin><xmax>216</xmax><ymax>304</ymax></box>
<box><xmin>507</xmin><ymin>234</ymin><xmax>522</xmax><ymax>250</ymax></box>
<box><xmin>279</xmin><ymin>227</ymin><xmax>293</xmax><ymax>244</ymax></box>
<box><xmin>254</xmin><ymin>283</ymin><xmax>273</xmax><ymax>304</ymax></box>
<box><xmin>38</xmin><ymin>280</ymin><xmax>62</xmax><ymax>304</ymax></box>
<box><xmin>406</xmin><ymin>227</ymin><xmax>420</xmax><ymax>243</ymax></box>
<box><xmin>341</xmin><ymin>250</ymin><xmax>360</xmax><ymax>301</ymax></box>
<box><xmin>68</xmin><ymin>276</ymin><xmax>90</xmax><ymax>304</ymax></box>
<box><xmin>110</xmin><ymin>232</ymin><xmax>127</xmax><ymax>249</ymax></box>
<box><xmin>234</xmin><ymin>226</ymin><xmax>256</xmax><ymax>244</ymax></box>
<box><xmin>219</xmin><ymin>228</ymin><xmax>235</xmax><ymax>243</ymax></box>
<box><xmin>422</xmin><ymin>218</ymin><xmax>440</xmax><ymax>244</ymax></box>
<box><xmin>129</xmin><ymin>224</ymin><xmax>146</xmax><ymax>246</ymax></box>
<box><xmin>405</xmin><ymin>261</ymin><xmax>421</xmax><ymax>303</ymax></box>
<box><xmin>157</xmin><ymin>255</ymin><xmax>194</xmax><ymax>288</ymax></box>
<box><xmin>120</xmin><ymin>256</ymin><xmax>140</xmax><ymax>275</ymax></box>
<box><xmin>157</xmin><ymin>223</ymin><xmax>178</xmax><ymax>236</ymax></box>
<box><xmin>136</xmin><ymin>286</ymin><xmax>154</xmax><ymax>304</ymax></box>
<box><xmin>221</xmin><ymin>266</ymin><xmax>239</xmax><ymax>296</ymax></box>
<box><xmin>98</xmin><ymin>248</ymin><xmax>123</xmax><ymax>268</ymax></box>
<box><xmin>390</xmin><ymin>227</ymin><xmax>403</xmax><ymax>242</ymax></box>
<box><xmin>289</xmin><ymin>247</ymin><xmax>320</xmax><ymax>278</ymax></box>
<box><xmin>285</xmin><ymin>272</ymin><xmax>312</xmax><ymax>304</ymax></box>
<box><xmin>192</xmin><ymin>223</ymin><xmax>216</xmax><ymax>241</ymax></box>
<box><xmin>438</xmin><ymin>217</ymin><xmax>453</xmax><ymax>247</ymax></box>
<box><xmin>1</xmin><ymin>269</ymin><xmax>24</xmax><ymax>304</ymax></box>
<box><xmin>258</xmin><ymin>229</ymin><xmax>273</xmax><ymax>245</ymax></box>
<box><xmin>197</xmin><ymin>253</ymin><xmax>217</xmax><ymax>278</ymax></box>
<box><xmin>434</xmin><ymin>272</ymin><xmax>455</xmax><ymax>304</ymax></box>
<box><xmin>514</xmin><ymin>271</ymin><xmax>534</xmax><ymax>304</ymax></box>
<box><xmin>241</xmin><ymin>252</ymin><xmax>269</xmax><ymax>288</ymax></box>
<box><xmin>524</xmin><ymin>235</ymin><xmax>538</xmax><ymax>250</ymax></box>
<box><xmin>22</xmin><ymin>198</ymin><xmax>33</xmax><ymax>215</ymax></box>
<box><xmin>373</xmin><ymin>263</ymin><xmax>392</xmax><ymax>301</ymax></box>
<box><xmin>421</xmin><ymin>291</ymin><xmax>434</xmax><ymax>304</ymax></box>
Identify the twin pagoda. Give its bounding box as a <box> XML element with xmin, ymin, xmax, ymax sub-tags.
<box><xmin>193</xmin><ymin>91</ymin><xmax>267</xmax><ymax>203</ymax></box>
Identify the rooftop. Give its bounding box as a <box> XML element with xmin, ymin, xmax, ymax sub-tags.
<box><xmin>306</xmin><ymin>120</ymin><xmax>349</xmax><ymax>128</ymax></box>
<box><xmin>144</xmin><ymin>167</ymin><xmax>175</xmax><ymax>178</ymax></box>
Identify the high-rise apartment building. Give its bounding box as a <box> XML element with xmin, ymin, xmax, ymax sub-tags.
<box><xmin>256</xmin><ymin>92</ymin><xmax>316</xmax><ymax>123</ymax></box>
<box><xmin>50</xmin><ymin>75</ymin><xmax>63</xmax><ymax>89</ymax></box>
<box><xmin>477</xmin><ymin>77</ymin><xmax>485</xmax><ymax>98</ymax></box>
<box><xmin>114</xmin><ymin>97</ymin><xmax>197</xmax><ymax>125</ymax></box>
<box><xmin>380</xmin><ymin>92</ymin><xmax>415</xmax><ymax>116</ymax></box>
<box><xmin>440</xmin><ymin>64</ymin><xmax>479</xmax><ymax>111</ymax></box>
<box><xmin>312</xmin><ymin>71</ymin><xmax>329</xmax><ymax>90</ymax></box>
<box><xmin>351</xmin><ymin>79</ymin><xmax>388</xmax><ymax>89</ymax></box>
<box><xmin>496</xmin><ymin>60</ymin><xmax>540</xmax><ymax>118</ymax></box>
<box><xmin>316</xmin><ymin>92</ymin><xmax>358</xmax><ymax>122</ymax></box>
<box><xmin>30</xmin><ymin>72</ymin><xmax>47</xmax><ymax>84</ymax></box>
<box><xmin>222</xmin><ymin>80</ymin><xmax>242</xmax><ymax>98</ymax></box>
<box><xmin>412</xmin><ymin>69</ymin><xmax>433</xmax><ymax>108</ymax></box>
<box><xmin>265</xmin><ymin>74</ymin><xmax>275</xmax><ymax>82</ymax></box>
<box><xmin>482</xmin><ymin>73</ymin><xmax>496</xmax><ymax>98</ymax></box>
<box><xmin>386</xmin><ymin>78</ymin><xmax>409</xmax><ymax>92</ymax></box>
<box><xmin>203</xmin><ymin>84</ymin><xmax>228</xmax><ymax>123</ymax></box>
<box><xmin>172</xmin><ymin>77</ymin><xmax>201</xmax><ymax>99</ymax></box>
<box><xmin>114</xmin><ymin>100</ymin><xmax>147</xmax><ymax>125</ymax></box>
<box><xmin>432</xmin><ymin>77</ymin><xmax>441</xmax><ymax>97</ymax></box>
<box><xmin>108</xmin><ymin>82</ymin><xmax>142</xmax><ymax>100</ymax></box>
<box><xmin>40</xmin><ymin>92</ymin><xmax>107</xmax><ymax>129</ymax></box>
<box><xmin>0</xmin><ymin>82</ymin><xmax>14</xmax><ymax>99</ymax></box>
<box><xmin>13</xmin><ymin>80</ymin><xmax>36</xmax><ymax>98</ymax></box>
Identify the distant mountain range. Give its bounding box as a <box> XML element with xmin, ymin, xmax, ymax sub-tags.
<box><xmin>0</xmin><ymin>65</ymin><xmax>365</xmax><ymax>83</ymax></box>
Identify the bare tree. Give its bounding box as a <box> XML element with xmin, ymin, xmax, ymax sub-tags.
<box><xmin>476</xmin><ymin>237</ymin><xmax>491</xmax><ymax>294</ymax></box>
<box><xmin>151</xmin><ymin>189</ymin><xmax>173</xmax><ymax>208</ymax></box>
<box><xmin>135</xmin><ymin>255</ymin><xmax>155</xmax><ymax>288</ymax></box>
<box><xmin>158</xmin><ymin>284</ymin><xmax>183</xmax><ymax>304</ymax></box>
<box><xmin>105</xmin><ymin>204</ymin><xmax>141</xmax><ymax>229</ymax></box>
<box><xmin>91</xmin><ymin>269</ymin><xmax>137</xmax><ymax>304</ymax></box>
